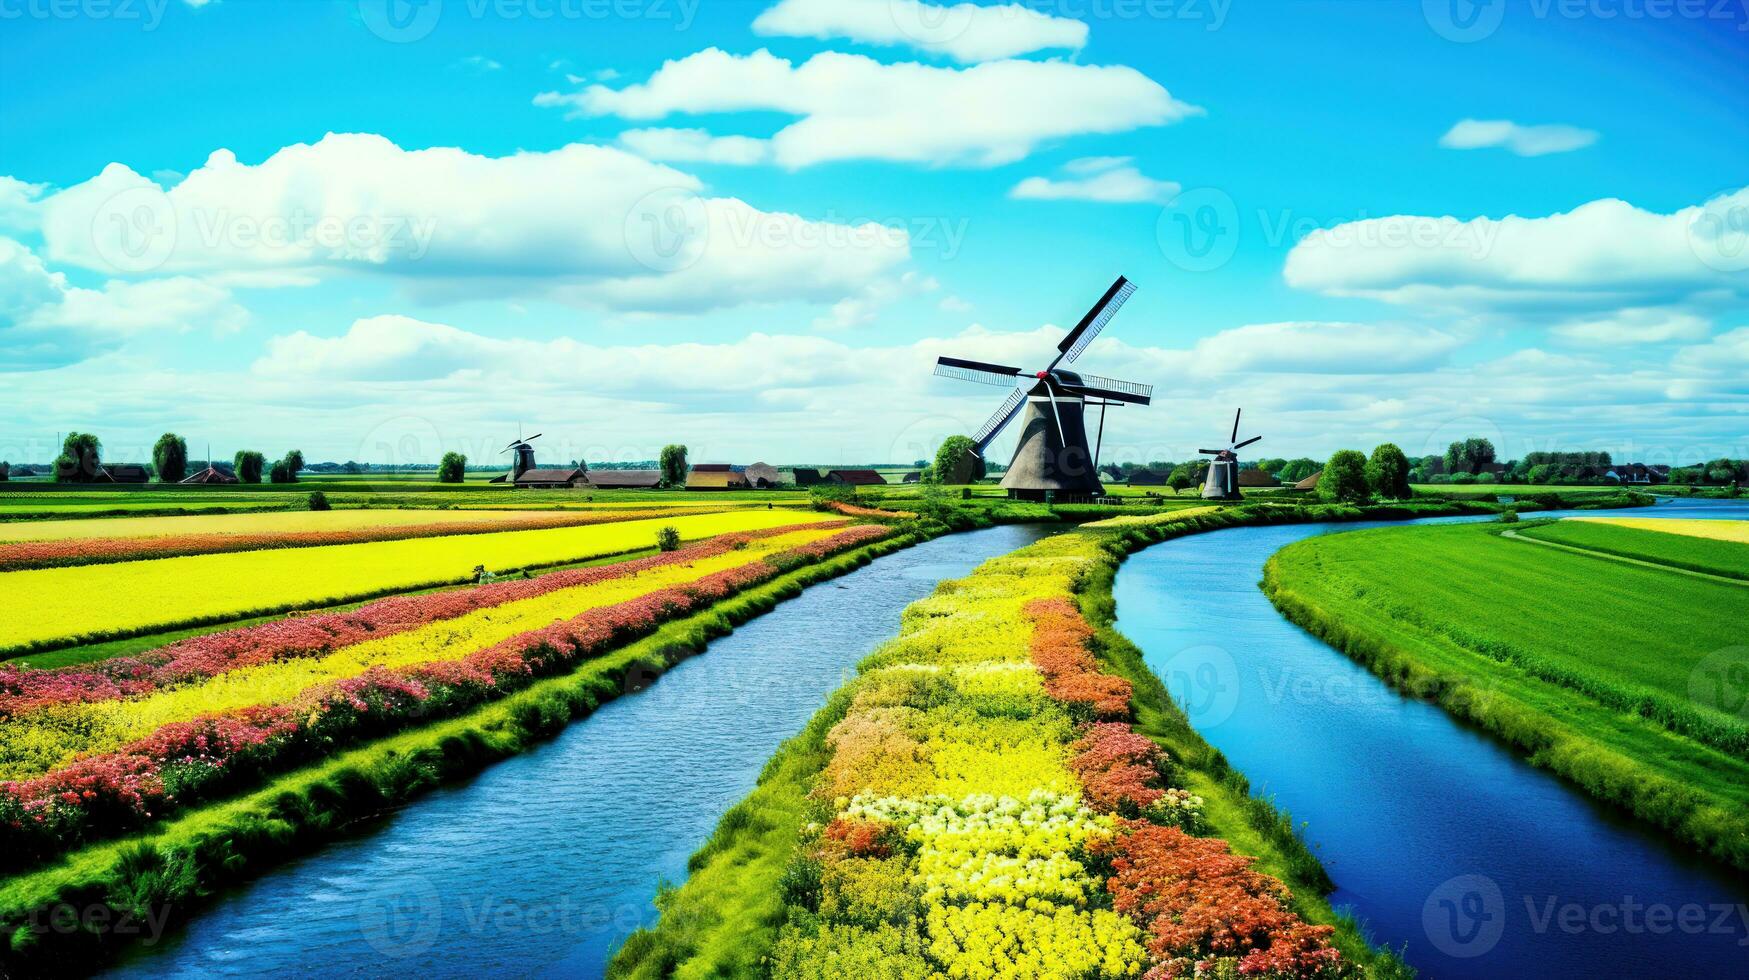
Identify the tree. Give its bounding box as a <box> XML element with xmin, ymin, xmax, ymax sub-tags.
<box><xmin>1318</xmin><ymin>449</ymin><xmax>1371</xmax><ymax>504</ymax></box>
<box><xmin>55</xmin><ymin>432</ymin><xmax>102</xmax><ymax>482</ymax></box>
<box><xmin>234</xmin><ymin>450</ymin><xmax>265</xmax><ymax>484</ymax></box>
<box><xmin>152</xmin><ymin>433</ymin><xmax>188</xmax><ymax>483</ymax></box>
<box><xmin>658</xmin><ymin>444</ymin><xmax>688</xmax><ymax>487</ymax></box>
<box><xmin>0</xmin><ymin>461</ymin><xmax>9</xmax><ymax>482</ymax></box>
<box><xmin>1277</xmin><ymin>458</ymin><xmax>1319</xmax><ymax>484</ymax></box>
<box><xmin>933</xmin><ymin>435</ymin><xmax>984</xmax><ymax>484</ymax></box>
<box><xmin>284</xmin><ymin>450</ymin><xmax>305</xmax><ymax>477</ymax></box>
<box><xmin>1166</xmin><ymin>464</ymin><xmax>1196</xmax><ymax>493</ymax></box>
<box><xmin>438</xmin><ymin>452</ymin><xmax>467</xmax><ymax>483</ymax></box>
<box><xmin>1254</xmin><ymin>457</ymin><xmax>1288</xmax><ymax>475</ymax></box>
<box><xmin>1706</xmin><ymin>458</ymin><xmax>1742</xmax><ymax>485</ymax></box>
<box><xmin>1445</xmin><ymin>437</ymin><xmax>1496</xmax><ymax>476</ymax></box>
<box><xmin>269</xmin><ymin>459</ymin><xmax>293</xmax><ymax>483</ymax></box>
<box><xmin>1364</xmin><ymin>443</ymin><xmax>1412</xmax><ymax>500</ymax></box>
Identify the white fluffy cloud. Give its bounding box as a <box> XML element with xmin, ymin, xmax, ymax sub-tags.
<box><xmin>37</xmin><ymin>133</ymin><xmax>910</xmax><ymax>314</ymax></box>
<box><xmin>617</xmin><ymin>128</ymin><xmax>773</xmax><ymax>165</ymax></box>
<box><xmin>751</xmin><ymin>0</ymin><xmax>1088</xmax><ymax>63</ymax></box>
<box><xmin>1010</xmin><ymin>156</ymin><xmax>1179</xmax><ymax>204</ymax></box>
<box><xmin>0</xmin><ymin>177</ymin><xmax>45</xmax><ymax>233</ymax></box>
<box><xmin>1283</xmin><ymin>187</ymin><xmax>1749</xmax><ymax>315</ymax></box>
<box><xmin>0</xmin><ymin>236</ymin><xmax>246</xmax><ymax>369</ymax></box>
<box><xmin>539</xmin><ymin>49</ymin><xmax>1198</xmax><ymax>168</ymax></box>
<box><xmin>1439</xmin><ymin>119</ymin><xmax>1598</xmax><ymax>157</ymax></box>
<box><xmin>1551</xmin><ymin>309</ymin><xmax>1711</xmax><ymax>346</ymax></box>
<box><xmin>1139</xmin><ymin>321</ymin><xmax>1465</xmax><ymax>375</ymax></box>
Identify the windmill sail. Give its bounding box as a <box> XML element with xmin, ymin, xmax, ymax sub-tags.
<box><xmin>1050</xmin><ymin>276</ymin><xmax>1135</xmax><ymax>368</ymax></box>
<box><xmin>935</xmin><ymin>356</ymin><xmax>1024</xmax><ymax>387</ymax></box>
<box><xmin>972</xmin><ymin>387</ymin><xmax>1027</xmax><ymax>451</ymax></box>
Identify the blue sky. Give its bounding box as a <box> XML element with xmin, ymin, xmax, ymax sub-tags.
<box><xmin>1</xmin><ymin>0</ymin><xmax>1745</xmax><ymax>469</ymax></box>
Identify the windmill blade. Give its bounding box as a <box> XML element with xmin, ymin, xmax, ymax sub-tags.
<box><xmin>1062</xmin><ymin>384</ymin><xmax>1150</xmax><ymax>406</ymax></box>
<box><xmin>501</xmin><ymin>440</ymin><xmax>521</xmax><ymax>453</ymax></box>
<box><xmin>1049</xmin><ymin>276</ymin><xmax>1136</xmax><ymax>369</ymax></box>
<box><xmin>1233</xmin><ymin>435</ymin><xmax>1262</xmax><ymax>450</ymax></box>
<box><xmin>1230</xmin><ymin>408</ymin><xmax>1242</xmax><ymax>444</ymax></box>
<box><xmin>1061</xmin><ymin>372</ymin><xmax>1152</xmax><ymax>405</ymax></box>
<box><xmin>972</xmin><ymin>387</ymin><xmax>1026</xmax><ymax>452</ymax></box>
<box><xmin>1198</xmin><ymin>449</ymin><xmax>1223</xmax><ymax>456</ymax></box>
<box><xmin>935</xmin><ymin>356</ymin><xmax>1025</xmax><ymax>387</ymax></box>
<box><xmin>525</xmin><ymin>433</ymin><xmax>542</xmax><ymax>442</ymax></box>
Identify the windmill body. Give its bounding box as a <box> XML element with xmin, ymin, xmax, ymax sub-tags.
<box><xmin>934</xmin><ymin>276</ymin><xmax>1152</xmax><ymax>503</ymax></box>
<box><xmin>1200</xmin><ymin>409</ymin><xmax>1259</xmax><ymax>501</ymax></box>
<box><xmin>490</xmin><ymin>432</ymin><xmax>543</xmax><ymax>484</ymax></box>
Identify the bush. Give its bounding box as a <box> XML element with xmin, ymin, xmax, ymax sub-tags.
<box><xmin>1364</xmin><ymin>443</ymin><xmax>1411</xmax><ymax>500</ymax></box>
<box><xmin>1499</xmin><ymin>508</ymin><xmax>1518</xmax><ymax>523</ymax></box>
<box><xmin>809</xmin><ymin>484</ymin><xmax>858</xmax><ymax>510</ymax></box>
<box><xmin>1317</xmin><ymin>450</ymin><xmax>1371</xmax><ymax>504</ymax></box>
<box><xmin>308</xmin><ymin>492</ymin><xmax>331</xmax><ymax>511</ymax></box>
<box><xmin>656</xmin><ymin>525</ymin><xmax>682</xmax><ymax>552</ymax></box>
<box><xmin>438</xmin><ymin>452</ymin><xmax>467</xmax><ymax>484</ymax></box>
<box><xmin>1475</xmin><ymin>471</ymin><xmax>1497</xmax><ymax>484</ymax></box>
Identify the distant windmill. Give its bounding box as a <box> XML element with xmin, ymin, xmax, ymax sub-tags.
<box><xmin>933</xmin><ymin>276</ymin><xmax>1153</xmax><ymax>501</ymax></box>
<box><xmin>499</xmin><ymin>431</ymin><xmax>542</xmax><ymax>483</ymax></box>
<box><xmin>1199</xmin><ymin>409</ymin><xmax>1260</xmax><ymax>501</ymax></box>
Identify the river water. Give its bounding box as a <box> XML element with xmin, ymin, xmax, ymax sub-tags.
<box><xmin>1113</xmin><ymin>497</ymin><xmax>1749</xmax><ymax>978</ymax></box>
<box><xmin>108</xmin><ymin>523</ymin><xmax>1055</xmax><ymax>979</ymax></box>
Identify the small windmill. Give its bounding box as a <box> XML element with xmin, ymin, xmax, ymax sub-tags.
<box><xmin>933</xmin><ymin>276</ymin><xmax>1153</xmax><ymax>501</ymax></box>
<box><xmin>1199</xmin><ymin>409</ymin><xmax>1260</xmax><ymax>501</ymax></box>
<box><xmin>499</xmin><ymin>431</ymin><xmax>542</xmax><ymax>483</ymax></box>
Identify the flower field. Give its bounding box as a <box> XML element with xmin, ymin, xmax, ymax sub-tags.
<box><xmin>0</xmin><ymin>509</ymin><xmax>836</xmax><ymax>654</ymax></box>
<box><xmin>0</xmin><ymin>522</ymin><xmax>892</xmax><ymax>866</ymax></box>
<box><xmin>657</xmin><ymin>532</ymin><xmax>1348</xmax><ymax>980</ymax></box>
<box><xmin>1571</xmin><ymin>517</ymin><xmax>1749</xmax><ymax>543</ymax></box>
<box><xmin>0</xmin><ymin>507</ymin><xmax>736</xmax><ymax>570</ymax></box>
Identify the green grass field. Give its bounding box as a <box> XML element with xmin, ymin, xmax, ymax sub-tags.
<box><xmin>1517</xmin><ymin>518</ymin><xmax>1749</xmax><ymax>580</ymax></box>
<box><xmin>1263</xmin><ymin>520</ymin><xmax>1749</xmax><ymax>868</ymax></box>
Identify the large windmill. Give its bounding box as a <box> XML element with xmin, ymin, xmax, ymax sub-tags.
<box><xmin>933</xmin><ymin>276</ymin><xmax>1153</xmax><ymax>502</ymax></box>
<box><xmin>1199</xmin><ymin>409</ymin><xmax>1259</xmax><ymax>501</ymax></box>
<box><xmin>495</xmin><ymin>431</ymin><xmax>542</xmax><ymax>484</ymax></box>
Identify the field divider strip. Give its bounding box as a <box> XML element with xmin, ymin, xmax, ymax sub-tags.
<box><xmin>1500</xmin><ymin>527</ymin><xmax>1749</xmax><ymax>587</ymax></box>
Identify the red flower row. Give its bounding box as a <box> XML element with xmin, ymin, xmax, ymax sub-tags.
<box><xmin>0</xmin><ymin>522</ymin><xmax>848</xmax><ymax>717</ymax></box>
<box><xmin>0</xmin><ymin>507</ymin><xmax>727</xmax><ymax>571</ymax></box>
<box><xmin>1021</xmin><ymin>598</ymin><xmax>1347</xmax><ymax>980</ymax></box>
<box><xmin>0</xmin><ymin>523</ymin><xmax>892</xmax><ymax>867</ymax></box>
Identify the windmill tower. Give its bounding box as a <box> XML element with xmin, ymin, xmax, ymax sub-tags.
<box><xmin>1199</xmin><ymin>409</ymin><xmax>1260</xmax><ymax>501</ymax></box>
<box><xmin>499</xmin><ymin>432</ymin><xmax>542</xmax><ymax>483</ymax></box>
<box><xmin>933</xmin><ymin>276</ymin><xmax>1153</xmax><ymax>502</ymax></box>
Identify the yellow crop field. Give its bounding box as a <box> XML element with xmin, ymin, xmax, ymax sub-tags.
<box><xmin>1576</xmin><ymin>517</ymin><xmax>1749</xmax><ymax>544</ymax></box>
<box><xmin>0</xmin><ymin>507</ymin><xmax>671</xmax><ymax>543</ymax></box>
<box><xmin>0</xmin><ymin>529</ymin><xmax>838</xmax><ymax>780</ymax></box>
<box><xmin>0</xmin><ymin>510</ymin><xmax>835</xmax><ymax>652</ymax></box>
<box><xmin>1080</xmin><ymin>506</ymin><xmax>1221</xmax><ymax>529</ymax></box>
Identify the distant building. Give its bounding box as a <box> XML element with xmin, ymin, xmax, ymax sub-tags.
<box><xmin>180</xmin><ymin>464</ymin><xmax>237</xmax><ymax>485</ymax></box>
<box><xmin>514</xmin><ymin>467</ymin><xmax>587</xmax><ymax>489</ymax></box>
<box><xmin>586</xmin><ymin>469</ymin><xmax>661</xmax><ymax>489</ymax></box>
<box><xmin>1126</xmin><ymin>469</ymin><xmax>1171</xmax><ymax>486</ymax></box>
<box><xmin>827</xmin><ymin>469</ymin><xmax>887</xmax><ymax>486</ymax></box>
<box><xmin>901</xmin><ymin>471</ymin><xmax>922</xmax><ymax>483</ymax></box>
<box><xmin>1237</xmin><ymin>468</ymin><xmax>1280</xmax><ymax>488</ymax></box>
<box><xmin>743</xmin><ymin>462</ymin><xmax>783</xmax><ymax>488</ymax></box>
<box><xmin>1605</xmin><ymin>463</ymin><xmax>1668</xmax><ymax>485</ymax></box>
<box><xmin>687</xmin><ymin>469</ymin><xmax>750</xmax><ymax>490</ymax></box>
<box><xmin>791</xmin><ymin>468</ymin><xmax>825</xmax><ymax>486</ymax></box>
<box><xmin>100</xmin><ymin>463</ymin><xmax>150</xmax><ymax>483</ymax></box>
<box><xmin>1291</xmin><ymin>470</ymin><xmax>1322</xmax><ymax>492</ymax></box>
<box><xmin>691</xmin><ymin>463</ymin><xmax>733</xmax><ymax>472</ymax></box>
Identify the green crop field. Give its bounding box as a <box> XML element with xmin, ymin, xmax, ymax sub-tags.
<box><xmin>1263</xmin><ymin>520</ymin><xmax>1749</xmax><ymax>868</ymax></box>
<box><xmin>1517</xmin><ymin>518</ymin><xmax>1749</xmax><ymax>580</ymax></box>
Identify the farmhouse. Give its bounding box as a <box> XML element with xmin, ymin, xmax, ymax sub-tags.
<box><xmin>1125</xmin><ymin>469</ymin><xmax>1171</xmax><ymax>487</ymax></box>
<box><xmin>99</xmin><ymin>463</ymin><xmax>150</xmax><ymax>483</ymax></box>
<box><xmin>827</xmin><ymin>469</ymin><xmax>887</xmax><ymax>486</ymax></box>
<box><xmin>586</xmin><ymin>469</ymin><xmax>662</xmax><ymax>489</ymax></box>
<box><xmin>901</xmin><ymin>472</ymin><xmax>921</xmax><ymax>483</ymax></box>
<box><xmin>514</xmin><ymin>467</ymin><xmax>586</xmax><ymax>489</ymax></box>
<box><xmin>687</xmin><ymin>469</ymin><xmax>750</xmax><ymax>490</ymax></box>
<box><xmin>1238</xmin><ymin>468</ymin><xmax>1280</xmax><ymax>488</ymax></box>
<box><xmin>743</xmin><ymin>462</ymin><xmax>783</xmax><ymax>488</ymax></box>
<box><xmin>1291</xmin><ymin>470</ymin><xmax>1321</xmax><ymax>492</ymax></box>
<box><xmin>791</xmin><ymin>468</ymin><xmax>824</xmax><ymax>486</ymax></box>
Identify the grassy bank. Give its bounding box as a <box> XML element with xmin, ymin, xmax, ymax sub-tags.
<box><xmin>0</xmin><ymin>530</ymin><xmax>920</xmax><ymax>974</ymax></box>
<box><xmin>1262</xmin><ymin>520</ymin><xmax>1749</xmax><ymax>871</ymax></box>
<box><xmin>1518</xmin><ymin>518</ymin><xmax>1749</xmax><ymax>580</ymax></box>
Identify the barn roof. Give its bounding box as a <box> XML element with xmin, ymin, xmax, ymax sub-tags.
<box><xmin>515</xmin><ymin>467</ymin><xmax>584</xmax><ymax>486</ymax></box>
<box><xmin>180</xmin><ymin>465</ymin><xmax>237</xmax><ymax>485</ymax></box>
<box><xmin>828</xmin><ymin>469</ymin><xmax>887</xmax><ymax>485</ymax></box>
<box><xmin>1237</xmin><ymin>468</ymin><xmax>1280</xmax><ymax>487</ymax></box>
<box><xmin>101</xmin><ymin>463</ymin><xmax>150</xmax><ymax>483</ymax></box>
<box><xmin>1293</xmin><ymin>470</ymin><xmax>1322</xmax><ymax>490</ymax></box>
<box><xmin>901</xmin><ymin>471</ymin><xmax>921</xmax><ymax>483</ymax></box>
<box><xmin>791</xmin><ymin>468</ymin><xmax>824</xmax><ymax>486</ymax></box>
<box><xmin>687</xmin><ymin>470</ymin><xmax>749</xmax><ymax>489</ymax></box>
<box><xmin>691</xmin><ymin>463</ymin><xmax>733</xmax><ymax>472</ymax></box>
<box><xmin>1126</xmin><ymin>469</ymin><xmax>1171</xmax><ymax>486</ymax></box>
<box><xmin>743</xmin><ymin>462</ymin><xmax>782</xmax><ymax>485</ymax></box>
<box><xmin>587</xmin><ymin>469</ymin><xmax>661</xmax><ymax>488</ymax></box>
